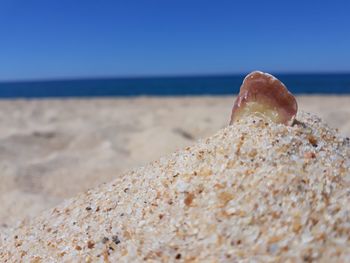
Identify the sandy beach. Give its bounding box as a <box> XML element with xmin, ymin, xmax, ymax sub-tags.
<box><xmin>0</xmin><ymin>95</ymin><xmax>349</xmax><ymax>232</ymax></box>
<box><xmin>1</xmin><ymin>107</ymin><xmax>350</xmax><ymax>261</ymax></box>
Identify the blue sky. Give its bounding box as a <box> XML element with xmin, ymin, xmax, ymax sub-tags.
<box><xmin>0</xmin><ymin>0</ymin><xmax>349</xmax><ymax>81</ymax></box>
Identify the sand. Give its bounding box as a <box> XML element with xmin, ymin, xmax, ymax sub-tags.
<box><xmin>1</xmin><ymin>110</ymin><xmax>350</xmax><ymax>262</ymax></box>
<box><xmin>0</xmin><ymin>95</ymin><xmax>349</xmax><ymax>233</ymax></box>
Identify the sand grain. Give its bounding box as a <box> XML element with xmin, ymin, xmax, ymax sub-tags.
<box><xmin>1</xmin><ymin>111</ymin><xmax>350</xmax><ymax>262</ymax></box>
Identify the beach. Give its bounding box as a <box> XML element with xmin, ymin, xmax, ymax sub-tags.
<box><xmin>2</xmin><ymin>0</ymin><xmax>349</xmax><ymax>259</ymax></box>
<box><xmin>0</xmin><ymin>95</ymin><xmax>350</xmax><ymax>232</ymax></box>
<box><xmin>1</xmin><ymin>103</ymin><xmax>350</xmax><ymax>261</ymax></box>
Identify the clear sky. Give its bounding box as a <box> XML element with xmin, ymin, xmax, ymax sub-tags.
<box><xmin>0</xmin><ymin>0</ymin><xmax>349</xmax><ymax>81</ymax></box>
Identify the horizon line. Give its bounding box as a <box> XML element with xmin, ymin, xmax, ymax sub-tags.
<box><xmin>1</xmin><ymin>70</ymin><xmax>350</xmax><ymax>83</ymax></box>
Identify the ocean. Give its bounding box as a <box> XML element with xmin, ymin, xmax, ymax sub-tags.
<box><xmin>0</xmin><ymin>73</ymin><xmax>349</xmax><ymax>98</ymax></box>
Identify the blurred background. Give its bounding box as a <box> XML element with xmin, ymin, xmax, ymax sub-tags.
<box><xmin>0</xmin><ymin>0</ymin><xmax>349</xmax><ymax>230</ymax></box>
<box><xmin>0</xmin><ymin>0</ymin><xmax>350</xmax><ymax>96</ymax></box>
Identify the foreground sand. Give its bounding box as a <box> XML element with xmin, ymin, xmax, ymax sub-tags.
<box><xmin>0</xmin><ymin>96</ymin><xmax>349</xmax><ymax>232</ymax></box>
<box><xmin>1</xmin><ymin>111</ymin><xmax>350</xmax><ymax>261</ymax></box>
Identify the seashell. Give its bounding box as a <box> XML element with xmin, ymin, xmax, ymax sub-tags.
<box><xmin>230</xmin><ymin>71</ymin><xmax>298</xmax><ymax>125</ymax></box>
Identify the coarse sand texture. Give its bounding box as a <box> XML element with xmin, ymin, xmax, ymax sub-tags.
<box><xmin>1</xmin><ymin>111</ymin><xmax>350</xmax><ymax>262</ymax></box>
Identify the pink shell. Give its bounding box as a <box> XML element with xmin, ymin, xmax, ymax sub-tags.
<box><xmin>230</xmin><ymin>71</ymin><xmax>298</xmax><ymax>125</ymax></box>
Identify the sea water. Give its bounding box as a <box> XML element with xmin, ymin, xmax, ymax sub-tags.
<box><xmin>0</xmin><ymin>73</ymin><xmax>349</xmax><ymax>98</ymax></box>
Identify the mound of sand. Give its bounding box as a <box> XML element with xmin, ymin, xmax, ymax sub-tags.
<box><xmin>0</xmin><ymin>96</ymin><xmax>350</xmax><ymax>231</ymax></box>
<box><xmin>1</xmin><ymin>111</ymin><xmax>349</xmax><ymax>262</ymax></box>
